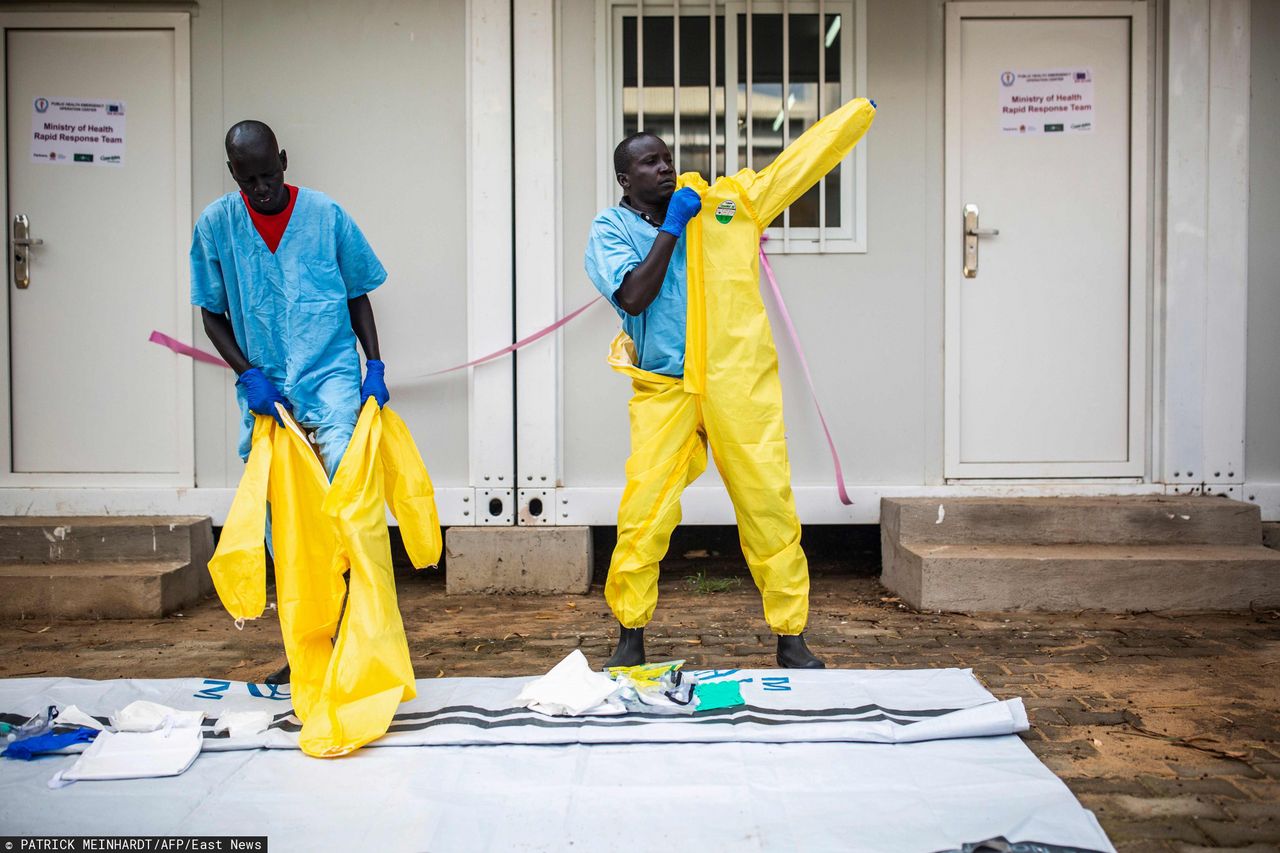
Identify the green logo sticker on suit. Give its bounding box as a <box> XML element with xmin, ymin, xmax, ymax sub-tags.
<box><xmin>714</xmin><ymin>200</ymin><xmax>736</xmax><ymax>224</ymax></box>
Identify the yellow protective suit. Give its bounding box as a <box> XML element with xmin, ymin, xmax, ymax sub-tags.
<box><xmin>208</xmin><ymin>399</ymin><xmax>442</xmax><ymax>757</ymax></box>
<box><xmin>605</xmin><ymin>97</ymin><xmax>876</xmax><ymax>636</ymax></box>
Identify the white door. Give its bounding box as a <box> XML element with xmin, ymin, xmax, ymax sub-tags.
<box><xmin>3</xmin><ymin>21</ymin><xmax>191</xmax><ymax>483</ymax></box>
<box><xmin>944</xmin><ymin>3</ymin><xmax>1148</xmax><ymax>479</ymax></box>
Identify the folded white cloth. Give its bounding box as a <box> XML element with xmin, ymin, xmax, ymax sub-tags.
<box><xmin>56</xmin><ymin>705</ymin><xmax>106</xmax><ymax>731</ymax></box>
<box><xmin>111</xmin><ymin>700</ymin><xmax>204</xmax><ymax>733</ymax></box>
<box><xmin>212</xmin><ymin>710</ymin><xmax>273</xmax><ymax>738</ymax></box>
<box><xmin>52</xmin><ymin>726</ymin><xmax>202</xmax><ymax>786</ymax></box>
<box><xmin>516</xmin><ymin>650</ymin><xmax>623</xmax><ymax>716</ymax></box>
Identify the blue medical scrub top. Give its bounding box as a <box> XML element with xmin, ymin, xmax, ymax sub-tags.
<box><xmin>584</xmin><ymin>204</ymin><xmax>687</xmax><ymax>377</ymax></box>
<box><xmin>190</xmin><ymin>187</ymin><xmax>387</xmax><ymax>461</ymax></box>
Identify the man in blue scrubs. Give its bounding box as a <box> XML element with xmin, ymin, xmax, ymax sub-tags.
<box><xmin>584</xmin><ymin>133</ymin><xmax>693</xmax><ymax>378</ymax></box>
<box><xmin>191</xmin><ymin>120</ymin><xmax>390</xmax><ymax>683</ymax></box>
<box><xmin>192</xmin><ymin>120</ymin><xmax>389</xmax><ymax>476</ymax></box>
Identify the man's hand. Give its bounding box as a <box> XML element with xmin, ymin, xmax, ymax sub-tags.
<box><xmin>659</xmin><ymin>187</ymin><xmax>702</xmax><ymax>237</ymax></box>
<box><xmin>361</xmin><ymin>360</ymin><xmax>390</xmax><ymax>408</ymax></box>
<box><xmin>237</xmin><ymin>368</ymin><xmax>292</xmax><ymax>425</ymax></box>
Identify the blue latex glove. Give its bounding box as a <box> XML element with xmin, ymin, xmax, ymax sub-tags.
<box><xmin>659</xmin><ymin>188</ymin><xmax>703</xmax><ymax>237</ymax></box>
<box><xmin>361</xmin><ymin>359</ymin><xmax>390</xmax><ymax>408</ymax></box>
<box><xmin>3</xmin><ymin>726</ymin><xmax>98</xmax><ymax>761</ymax></box>
<box><xmin>237</xmin><ymin>367</ymin><xmax>292</xmax><ymax>425</ymax></box>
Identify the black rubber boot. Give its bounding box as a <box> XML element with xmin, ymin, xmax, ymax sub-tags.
<box><xmin>604</xmin><ymin>626</ymin><xmax>646</xmax><ymax>668</ymax></box>
<box><xmin>776</xmin><ymin>634</ymin><xmax>825</xmax><ymax>669</ymax></box>
<box><xmin>263</xmin><ymin>662</ymin><xmax>291</xmax><ymax>685</ymax></box>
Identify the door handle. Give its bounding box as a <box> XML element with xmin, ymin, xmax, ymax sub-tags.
<box><xmin>963</xmin><ymin>204</ymin><xmax>998</xmax><ymax>279</ymax></box>
<box><xmin>12</xmin><ymin>214</ymin><xmax>44</xmax><ymax>289</ymax></box>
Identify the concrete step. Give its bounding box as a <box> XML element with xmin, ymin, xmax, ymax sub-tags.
<box><xmin>882</xmin><ymin>542</ymin><xmax>1280</xmax><ymax>613</ymax></box>
<box><xmin>882</xmin><ymin>496</ymin><xmax>1261</xmax><ymax>547</ymax></box>
<box><xmin>0</xmin><ymin>516</ymin><xmax>213</xmax><ymax>563</ymax></box>
<box><xmin>446</xmin><ymin>527</ymin><xmax>592</xmax><ymax>594</ymax></box>
<box><xmin>0</xmin><ymin>559</ymin><xmax>212</xmax><ymax>619</ymax></box>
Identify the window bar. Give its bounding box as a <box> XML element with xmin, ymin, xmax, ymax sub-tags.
<box><xmin>709</xmin><ymin>0</ymin><xmax>717</xmax><ymax>181</ymax></box>
<box><xmin>746</xmin><ymin>0</ymin><xmax>753</xmax><ymax>171</ymax></box>
<box><xmin>673</xmin><ymin>0</ymin><xmax>681</xmax><ymax>171</ymax></box>
<box><xmin>818</xmin><ymin>0</ymin><xmax>826</xmax><ymax>251</ymax></box>
<box><xmin>636</xmin><ymin>0</ymin><xmax>644</xmax><ymax>130</ymax></box>
<box><xmin>782</xmin><ymin>0</ymin><xmax>790</xmax><ymax>251</ymax></box>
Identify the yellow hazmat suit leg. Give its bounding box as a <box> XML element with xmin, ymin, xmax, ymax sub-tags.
<box><xmin>604</xmin><ymin>335</ymin><xmax>708</xmax><ymax>628</ymax></box>
<box><xmin>208</xmin><ymin>400</ymin><xmax>442</xmax><ymax>757</ymax></box>
<box><xmin>605</xmin><ymin>97</ymin><xmax>876</xmax><ymax>636</ymax></box>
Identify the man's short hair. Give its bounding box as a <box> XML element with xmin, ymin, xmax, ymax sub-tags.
<box><xmin>225</xmin><ymin>120</ymin><xmax>278</xmax><ymax>158</ymax></box>
<box><xmin>613</xmin><ymin>131</ymin><xmax>665</xmax><ymax>175</ymax></box>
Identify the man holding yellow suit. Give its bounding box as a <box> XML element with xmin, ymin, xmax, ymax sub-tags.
<box><xmin>585</xmin><ymin>97</ymin><xmax>876</xmax><ymax>669</ymax></box>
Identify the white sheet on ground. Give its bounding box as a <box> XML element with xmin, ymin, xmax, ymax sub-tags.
<box><xmin>0</xmin><ymin>669</ymin><xmax>1113</xmax><ymax>853</ymax></box>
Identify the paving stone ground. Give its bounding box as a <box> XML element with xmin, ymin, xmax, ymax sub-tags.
<box><xmin>1</xmin><ymin>527</ymin><xmax>1277</xmax><ymax>851</ymax></box>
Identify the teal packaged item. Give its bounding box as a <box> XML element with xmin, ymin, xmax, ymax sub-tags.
<box><xmin>694</xmin><ymin>680</ymin><xmax>745</xmax><ymax>712</ymax></box>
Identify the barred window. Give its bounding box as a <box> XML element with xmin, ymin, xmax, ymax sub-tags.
<box><xmin>610</xmin><ymin>1</ymin><xmax>867</xmax><ymax>253</ymax></box>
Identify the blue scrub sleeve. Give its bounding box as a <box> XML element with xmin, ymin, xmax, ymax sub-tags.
<box><xmin>189</xmin><ymin>223</ymin><xmax>228</xmax><ymax>314</ymax></box>
<box><xmin>584</xmin><ymin>217</ymin><xmax>641</xmax><ymax>312</ymax></box>
<box><xmin>335</xmin><ymin>206</ymin><xmax>388</xmax><ymax>299</ymax></box>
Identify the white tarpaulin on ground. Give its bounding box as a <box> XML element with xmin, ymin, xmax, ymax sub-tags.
<box><xmin>0</xmin><ymin>669</ymin><xmax>1113</xmax><ymax>852</ymax></box>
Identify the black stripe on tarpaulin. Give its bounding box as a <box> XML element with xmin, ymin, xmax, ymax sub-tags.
<box><xmin>933</xmin><ymin>838</ymin><xmax>1107</xmax><ymax>853</ymax></box>
<box><xmin>382</xmin><ymin>706</ymin><xmax>949</xmax><ymax>726</ymax></box>
<box><xmin>8</xmin><ymin>703</ymin><xmax>967</xmax><ymax>738</ymax></box>
<box><xmin>8</xmin><ymin>702</ymin><xmax>966</xmax><ymax>736</ymax></box>
<box><xmin>382</xmin><ymin>702</ymin><xmax>964</xmax><ymax>723</ymax></box>
<box><xmin>207</xmin><ymin>702</ymin><xmax>968</xmax><ymax>736</ymax></box>
<box><xmin>262</xmin><ymin>710</ymin><xmax>929</xmax><ymax>735</ymax></box>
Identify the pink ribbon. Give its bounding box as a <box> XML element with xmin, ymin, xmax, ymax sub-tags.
<box><xmin>148</xmin><ymin>331</ymin><xmax>230</xmax><ymax>368</ymax></box>
<box><xmin>759</xmin><ymin>237</ymin><xmax>853</xmax><ymax>505</ymax></box>
<box><xmin>418</xmin><ymin>296</ymin><xmax>603</xmax><ymax>376</ymax></box>
<box><xmin>149</xmin><ymin>295</ymin><xmax>603</xmax><ymax>378</ymax></box>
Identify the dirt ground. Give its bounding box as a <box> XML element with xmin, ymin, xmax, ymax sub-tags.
<box><xmin>1</xmin><ymin>527</ymin><xmax>1277</xmax><ymax>851</ymax></box>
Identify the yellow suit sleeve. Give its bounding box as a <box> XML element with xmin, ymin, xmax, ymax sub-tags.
<box><xmin>207</xmin><ymin>415</ymin><xmax>273</xmax><ymax>621</ymax></box>
<box><xmin>742</xmin><ymin>97</ymin><xmax>875</xmax><ymax>228</ymax></box>
<box><xmin>379</xmin><ymin>407</ymin><xmax>443</xmax><ymax>569</ymax></box>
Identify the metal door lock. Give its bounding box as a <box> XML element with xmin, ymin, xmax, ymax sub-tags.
<box><xmin>963</xmin><ymin>204</ymin><xmax>998</xmax><ymax>279</ymax></box>
<box><xmin>12</xmin><ymin>215</ymin><xmax>44</xmax><ymax>289</ymax></box>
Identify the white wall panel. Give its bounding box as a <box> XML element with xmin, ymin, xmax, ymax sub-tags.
<box><xmin>1164</xmin><ymin>0</ymin><xmax>1250</xmax><ymax>487</ymax></box>
<box><xmin>515</xmin><ymin>0</ymin><xmax>562</xmax><ymax>522</ymax></box>
<box><xmin>1245</xmin><ymin>0</ymin><xmax>1280</xmax><ymax>484</ymax></box>
<box><xmin>466</xmin><ymin>0</ymin><xmax>517</xmax><ymax>521</ymax></box>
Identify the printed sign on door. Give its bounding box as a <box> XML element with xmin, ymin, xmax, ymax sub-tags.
<box><xmin>998</xmin><ymin>69</ymin><xmax>1094</xmax><ymax>135</ymax></box>
<box><xmin>30</xmin><ymin>97</ymin><xmax>126</xmax><ymax>166</ymax></box>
